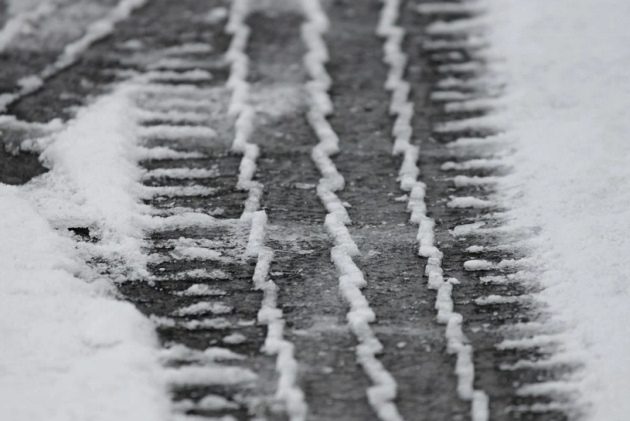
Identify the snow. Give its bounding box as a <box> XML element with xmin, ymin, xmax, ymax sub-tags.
<box><xmin>137</xmin><ymin>108</ymin><xmax>209</xmax><ymax>124</ymax></box>
<box><xmin>0</xmin><ymin>186</ymin><xmax>169</xmax><ymax>421</ymax></box>
<box><xmin>141</xmin><ymin>185</ymin><xmax>217</xmax><ymax>198</ymax></box>
<box><xmin>29</xmin><ymin>83</ymin><xmax>148</xmax><ymax>278</ymax></box>
<box><xmin>139</xmin><ymin>124</ymin><xmax>217</xmax><ymax>140</ymax></box>
<box><xmin>159</xmin><ymin>345</ymin><xmax>245</xmax><ymax>363</ymax></box>
<box><xmin>452</xmin><ymin>175</ymin><xmax>498</xmax><ymax>188</ymax></box>
<box><xmin>137</xmin><ymin>146</ymin><xmax>205</xmax><ymax>160</ymax></box>
<box><xmin>176</xmin><ymin>284</ymin><xmax>227</xmax><ymax>297</ymax></box>
<box><xmin>173</xmin><ymin>395</ymin><xmax>238</xmax><ymax>412</ymax></box>
<box><xmin>165</xmin><ymin>366</ymin><xmax>257</xmax><ymax>386</ymax></box>
<box><xmin>483</xmin><ymin>0</ymin><xmax>630</xmax><ymax>418</ymax></box>
<box><xmin>223</xmin><ymin>333</ymin><xmax>247</xmax><ymax>345</ymax></box>
<box><xmin>441</xmin><ymin>158</ymin><xmax>505</xmax><ymax>171</ymax></box>
<box><xmin>143</xmin><ymin>167</ymin><xmax>219</xmax><ymax>180</ymax></box>
<box><xmin>447</xmin><ymin>196</ymin><xmax>494</xmax><ymax>209</ymax></box>
<box><xmin>144</xmin><ymin>69</ymin><xmax>213</xmax><ymax>82</ymax></box>
<box><xmin>175</xmin><ymin>302</ymin><xmax>233</xmax><ymax>316</ymax></box>
<box><xmin>153</xmin><ymin>316</ymin><xmax>232</xmax><ymax>330</ymax></box>
<box><xmin>474</xmin><ymin>295</ymin><xmax>523</xmax><ymax>306</ymax></box>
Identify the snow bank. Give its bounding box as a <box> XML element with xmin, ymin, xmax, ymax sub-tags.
<box><xmin>486</xmin><ymin>0</ymin><xmax>630</xmax><ymax>418</ymax></box>
<box><xmin>0</xmin><ymin>186</ymin><xmax>169</xmax><ymax>421</ymax></box>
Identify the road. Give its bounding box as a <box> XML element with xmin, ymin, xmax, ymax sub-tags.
<box><xmin>0</xmin><ymin>0</ymin><xmax>573</xmax><ymax>420</ymax></box>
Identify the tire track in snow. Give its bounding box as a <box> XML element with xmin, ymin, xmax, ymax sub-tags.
<box><xmin>120</xmin><ymin>1</ymin><xmax>306</xmax><ymax>417</ymax></box>
<box><xmin>377</xmin><ymin>1</ymin><xmax>489</xmax><ymax>420</ymax></box>
<box><xmin>301</xmin><ymin>1</ymin><xmax>403</xmax><ymax>420</ymax></box>
<box><xmin>411</xmin><ymin>1</ymin><xmax>577</xmax><ymax>419</ymax></box>
<box><xmin>313</xmin><ymin>1</ymin><xmax>472</xmax><ymax>419</ymax></box>
<box><xmin>225</xmin><ymin>1</ymin><xmax>307</xmax><ymax>418</ymax></box>
<box><xmin>245</xmin><ymin>6</ymin><xmax>379</xmax><ymax>420</ymax></box>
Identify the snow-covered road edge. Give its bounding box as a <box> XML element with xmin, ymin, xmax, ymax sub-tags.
<box><xmin>484</xmin><ymin>0</ymin><xmax>630</xmax><ymax>419</ymax></box>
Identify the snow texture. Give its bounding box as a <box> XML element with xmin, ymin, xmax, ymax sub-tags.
<box><xmin>483</xmin><ymin>0</ymin><xmax>630</xmax><ymax>418</ymax></box>
<box><xmin>0</xmin><ymin>187</ymin><xmax>169</xmax><ymax>421</ymax></box>
<box><xmin>29</xmin><ymin>83</ymin><xmax>149</xmax><ymax>278</ymax></box>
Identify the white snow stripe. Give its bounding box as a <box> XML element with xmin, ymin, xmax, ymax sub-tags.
<box><xmin>378</xmin><ymin>1</ymin><xmax>489</xmax><ymax>420</ymax></box>
<box><xmin>426</xmin><ymin>17</ymin><xmax>489</xmax><ymax>36</ymax></box>
<box><xmin>438</xmin><ymin>61</ymin><xmax>486</xmax><ymax>74</ymax></box>
<box><xmin>139</xmin><ymin>124</ymin><xmax>217</xmax><ymax>140</ymax></box>
<box><xmin>516</xmin><ymin>382</ymin><xmax>580</xmax><ymax>398</ymax></box>
<box><xmin>148</xmin><ymin>57</ymin><xmax>224</xmax><ymax>71</ymax></box>
<box><xmin>137</xmin><ymin>109</ymin><xmax>210</xmax><ymax>124</ymax></box>
<box><xmin>496</xmin><ymin>334</ymin><xmax>568</xmax><ymax>351</ymax></box>
<box><xmin>152</xmin><ymin>315</ymin><xmax>232</xmax><ymax>330</ymax></box>
<box><xmin>161</xmin><ymin>43</ymin><xmax>214</xmax><ymax>56</ymax></box>
<box><xmin>304</xmin><ymin>2</ymin><xmax>402</xmax><ymax>420</ymax></box>
<box><xmin>140</xmin><ymin>185</ymin><xmax>217</xmax><ymax>198</ymax></box>
<box><xmin>447</xmin><ymin>196</ymin><xmax>495</xmax><ymax>209</ymax></box>
<box><xmin>422</xmin><ymin>37</ymin><xmax>489</xmax><ymax>52</ymax></box>
<box><xmin>143</xmin><ymin>69</ymin><xmax>213</xmax><ymax>82</ymax></box>
<box><xmin>452</xmin><ymin>175</ymin><xmax>500</xmax><ymax>187</ymax></box>
<box><xmin>151</xmin><ymin>268</ymin><xmax>229</xmax><ymax>281</ymax></box>
<box><xmin>134</xmin><ymin>83</ymin><xmax>220</xmax><ymax>98</ymax></box>
<box><xmin>172</xmin><ymin>396</ymin><xmax>238</xmax><ymax>412</ymax></box>
<box><xmin>137</xmin><ymin>146</ymin><xmax>206</xmax><ymax>160</ymax></box>
<box><xmin>444</xmin><ymin>98</ymin><xmax>504</xmax><ymax>114</ymax></box>
<box><xmin>436</xmin><ymin>75</ymin><xmax>505</xmax><ymax>91</ymax></box>
<box><xmin>165</xmin><ymin>366</ymin><xmax>257</xmax><ymax>386</ymax></box>
<box><xmin>446</xmin><ymin>134</ymin><xmax>513</xmax><ymax>149</ymax></box>
<box><xmin>434</xmin><ymin>114</ymin><xmax>504</xmax><ymax>134</ymax></box>
<box><xmin>441</xmin><ymin>158</ymin><xmax>506</xmax><ymax>171</ymax></box>
<box><xmin>147</xmin><ymin>212</ymin><xmax>220</xmax><ymax>230</ymax></box>
<box><xmin>474</xmin><ymin>295</ymin><xmax>527</xmax><ymax>306</ymax></box>
<box><xmin>139</xmin><ymin>97</ymin><xmax>221</xmax><ymax>112</ymax></box>
<box><xmin>174</xmin><ymin>285</ymin><xmax>227</xmax><ymax>297</ymax></box>
<box><xmin>431</xmin><ymin>90</ymin><xmax>480</xmax><ymax>102</ymax></box>
<box><xmin>159</xmin><ymin>344</ymin><xmax>245</xmax><ymax>363</ymax></box>
<box><xmin>143</xmin><ymin>167</ymin><xmax>219</xmax><ymax>180</ymax></box>
<box><xmin>500</xmin><ymin>354</ymin><xmax>583</xmax><ymax>371</ymax></box>
<box><xmin>227</xmin><ymin>2</ymin><xmax>306</xmax><ymax>419</ymax></box>
<box><xmin>464</xmin><ymin>258</ymin><xmax>532</xmax><ymax>272</ymax></box>
<box><xmin>174</xmin><ymin>302</ymin><xmax>233</xmax><ymax>316</ymax></box>
<box><xmin>246</xmin><ymin>211</ymin><xmax>307</xmax><ymax>420</ymax></box>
